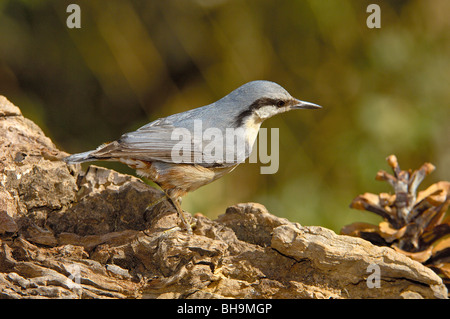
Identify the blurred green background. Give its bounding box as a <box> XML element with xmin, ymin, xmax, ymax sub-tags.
<box><xmin>1</xmin><ymin>0</ymin><xmax>449</xmax><ymax>232</ymax></box>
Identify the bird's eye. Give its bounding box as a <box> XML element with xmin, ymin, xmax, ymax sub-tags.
<box><xmin>276</xmin><ymin>100</ymin><xmax>285</xmax><ymax>107</ymax></box>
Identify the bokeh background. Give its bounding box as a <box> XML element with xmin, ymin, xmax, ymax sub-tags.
<box><xmin>1</xmin><ymin>0</ymin><xmax>449</xmax><ymax>232</ymax></box>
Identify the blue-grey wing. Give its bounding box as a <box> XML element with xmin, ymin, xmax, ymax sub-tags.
<box><xmin>89</xmin><ymin>117</ymin><xmax>242</xmax><ymax>167</ymax></box>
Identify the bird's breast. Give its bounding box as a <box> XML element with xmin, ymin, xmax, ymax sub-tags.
<box><xmin>242</xmin><ymin>115</ymin><xmax>262</xmax><ymax>149</ymax></box>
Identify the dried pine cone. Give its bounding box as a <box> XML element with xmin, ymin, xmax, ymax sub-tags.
<box><xmin>341</xmin><ymin>155</ymin><xmax>450</xmax><ymax>287</ymax></box>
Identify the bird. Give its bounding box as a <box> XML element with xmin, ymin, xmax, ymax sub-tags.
<box><xmin>63</xmin><ymin>80</ymin><xmax>321</xmax><ymax>233</ymax></box>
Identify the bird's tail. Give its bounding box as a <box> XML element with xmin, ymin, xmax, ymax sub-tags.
<box><xmin>63</xmin><ymin>150</ymin><xmax>97</xmax><ymax>164</ymax></box>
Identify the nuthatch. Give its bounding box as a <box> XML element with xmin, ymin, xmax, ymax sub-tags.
<box><xmin>64</xmin><ymin>81</ymin><xmax>321</xmax><ymax>233</ymax></box>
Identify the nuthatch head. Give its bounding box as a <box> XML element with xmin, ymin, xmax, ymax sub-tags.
<box><xmin>64</xmin><ymin>80</ymin><xmax>321</xmax><ymax>233</ymax></box>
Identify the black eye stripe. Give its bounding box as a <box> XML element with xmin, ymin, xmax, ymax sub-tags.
<box><xmin>248</xmin><ymin>97</ymin><xmax>293</xmax><ymax>109</ymax></box>
<box><xmin>248</xmin><ymin>97</ymin><xmax>278</xmax><ymax>110</ymax></box>
<box><xmin>233</xmin><ymin>97</ymin><xmax>293</xmax><ymax>127</ymax></box>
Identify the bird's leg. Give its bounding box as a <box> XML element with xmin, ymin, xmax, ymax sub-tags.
<box><xmin>144</xmin><ymin>192</ymin><xmax>168</xmax><ymax>212</ymax></box>
<box><xmin>165</xmin><ymin>193</ymin><xmax>193</xmax><ymax>234</ymax></box>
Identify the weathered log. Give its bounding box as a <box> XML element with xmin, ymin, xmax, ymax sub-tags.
<box><xmin>0</xmin><ymin>96</ymin><xmax>447</xmax><ymax>299</ymax></box>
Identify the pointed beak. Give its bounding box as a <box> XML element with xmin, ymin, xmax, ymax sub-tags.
<box><xmin>292</xmin><ymin>99</ymin><xmax>322</xmax><ymax>110</ymax></box>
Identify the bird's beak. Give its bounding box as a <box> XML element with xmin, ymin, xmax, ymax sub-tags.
<box><xmin>292</xmin><ymin>99</ymin><xmax>322</xmax><ymax>110</ymax></box>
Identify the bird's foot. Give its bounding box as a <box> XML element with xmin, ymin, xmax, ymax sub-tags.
<box><xmin>157</xmin><ymin>219</ymin><xmax>195</xmax><ymax>236</ymax></box>
<box><xmin>178</xmin><ymin>213</ymin><xmax>195</xmax><ymax>234</ymax></box>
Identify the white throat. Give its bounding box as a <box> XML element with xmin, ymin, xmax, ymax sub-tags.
<box><xmin>238</xmin><ymin>105</ymin><xmax>289</xmax><ymax>154</ymax></box>
<box><xmin>254</xmin><ymin>105</ymin><xmax>280</xmax><ymax>121</ymax></box>
<box><xmin>241</xmin><ymin>113</ymin><xmax>264</xmax><ymax>151</ymax></box>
